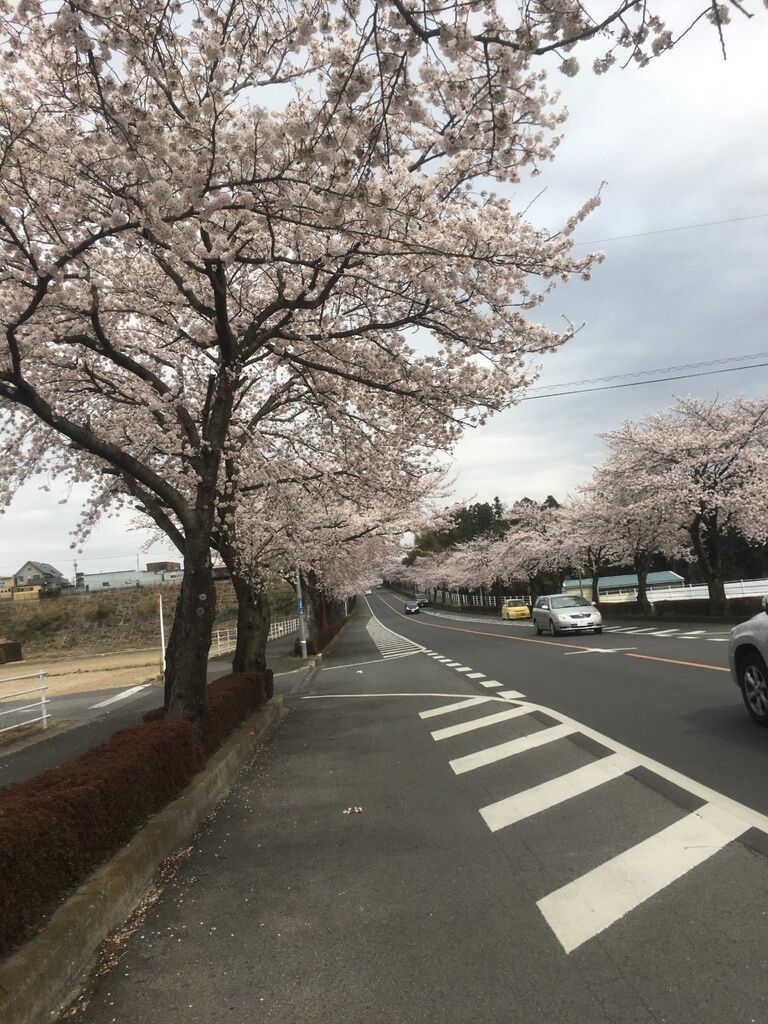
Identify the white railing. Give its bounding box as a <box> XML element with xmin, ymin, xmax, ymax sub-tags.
<box><xmin>589</xmin><ymin>578</ymin><xmax>768</xmax><ymax>604</ymax></box>
<box><xmin>0</xmin><ymin>672</ymin><xmax>49</xmax><ymax>734</ymax></box>
<box><xmin>211</xmin><ymin>616</ymin><xmax>300</xmax><ymax>654</ymax></box>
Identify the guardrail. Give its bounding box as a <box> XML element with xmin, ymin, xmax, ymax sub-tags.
<box><xmin>211</xmin><ymin>616</ymin><xmax>300</xmax><ymax>654</ymax></box>
<box><xmin>0</xmin><ymin>672</ymin><xmax>49</xmax><ymax>734</ymax></box>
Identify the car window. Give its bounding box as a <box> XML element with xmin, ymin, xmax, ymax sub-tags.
<box><xmin>551</xmin><ymin>595</ymin><xmax>590</xmax><ymax>609</ymax></box>
<box><xmin>535</xmin><ymin>598</ymin><xmax>547</xmax><ymax>609</ymax></box>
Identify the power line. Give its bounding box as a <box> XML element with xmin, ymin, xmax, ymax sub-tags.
<box><xmin>521</xmin><ymin>361</ymin><xmax>768</xmax><ymax>401</ymax></box>
<box><xmin>573</xmin><ymin>212</ymin><xmax>768</xmax><ymax>247</ymax></box>
<box><xmin>527</xmin><ymin>351</ymin><xmax>768</xmax><ymax>394</ymax></box>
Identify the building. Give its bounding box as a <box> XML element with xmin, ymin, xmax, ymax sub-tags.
<box><xmin>0</xmin><ymin>576</ymin><xmax>14</xmax><ymax>600</ymax></box>
<box><xmin>14</xmin><ymin>561</ymin><xmax>67</xmax><ymax>591</ymax></box>
<box><xmin>76</xmin><ymin>566</ymin><xmax>185</xmax><ymax>591</ymax></box>
<box><xmin>563</xmin><ymin>570</ymin><xmax>685</xmax><ymax>597</ymax></box>
<box><xmin>145</xmin><ymin>561</ymin><xmax>181</xmax><ymax>573</ymax></box>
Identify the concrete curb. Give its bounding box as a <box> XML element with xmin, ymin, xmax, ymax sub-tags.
<box><xmin>0</xmin><ymin>696</ymin><xmax>286</xmax><ymax>1024</ymax></box>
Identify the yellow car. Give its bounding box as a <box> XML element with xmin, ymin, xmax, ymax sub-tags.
<box><xmin>501</xmin><ymin>598</ymin><xmax>531</xmax><ymax>621</ymax></box>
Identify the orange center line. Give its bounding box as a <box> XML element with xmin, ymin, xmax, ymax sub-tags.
<box><xmin>625</xmin><ymin>652</ymin><xmax>730</xmax><ymax>673</ymax></box>
<box><xmin>375</xmin><ymin>595</ymin><xmax>729</xmax><ymax>674</ymax></box>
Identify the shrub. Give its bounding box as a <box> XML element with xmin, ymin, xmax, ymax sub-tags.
<box><xmin>295</xmin><ymin>616</ymin><xmax>349</xmax><ymax>656</ymax></box>
<box><xmin>0</xmin><ymin>719</ymin><xmax>202</xmax><ymax>957</ymax></box>
<box><xmin>0</xmin><ymin>668</ymin><xmax>273</xmax><ymax>957</ymax></box>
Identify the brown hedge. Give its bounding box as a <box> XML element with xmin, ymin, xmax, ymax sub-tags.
<box><xmin>0</xmin><ymin>669</ymin><xmax>272</xmax><ymax>958</ymax></box>
<box><xmin>295</xmin><ymin>615</ymin><xmax>349</xmax><ymax>656</ymax></box>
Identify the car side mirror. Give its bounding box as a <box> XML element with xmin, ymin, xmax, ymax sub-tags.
<box><xmin>762</xmin><ymin>594</ymin><xmax>768</xmax><ymax>616</ymax></box>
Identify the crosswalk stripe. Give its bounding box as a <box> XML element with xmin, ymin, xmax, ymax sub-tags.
<box><xmin>650</xmin><ymin>629</ymin><xmax>680</xmax><ymax>636</ymax></box>
<box><xmin>537</xmin><ymin>802</ymin><xmax>747</xmax><ymax>954</ymax></box>
<box><xmin>454</xmin><ymin>666</ymin><xmax>473</xmax><ymax>673</ymax></box>
<box><xmin>480</xmin><ymin>680</ymin><xmax>503</xmax><ymax>689</ymax></box>
<box><xmin>498</xmin><ymin>689</ymin><xmax>526</xmax><ymax>698</ymax></box>
<box><xmin>449</xmin><ymin>722</ymin><xmax>574</xmax><ymax>774</ymax></box>
<box><xmin>446</xmin><ymin>661</ymin><xmax>461</xmax><ymax>667</ymax></box>
<box><xmin>419</xmin><ymin>697</ymin><xmax>493</xmax><ymax>720</ymax></box>
<box><xmin>479</xmin><ymin>752</ymin><xmax>638</xmax><ymax>832</ymax></box>
<box><xmin>431</xmin><ymin>706</ymin><xmax>535</xmax><ymax>741</ymax></box>
<box><xmin>466</xmin><ymin>672</ymin><xmax>486</xmax><ymax>679</ymax></box>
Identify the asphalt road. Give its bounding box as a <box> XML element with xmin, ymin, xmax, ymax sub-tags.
<box><xmin>68</xmin><ymin>591</ymin><xmax>768</xmax><ymax>1024</ymax></box>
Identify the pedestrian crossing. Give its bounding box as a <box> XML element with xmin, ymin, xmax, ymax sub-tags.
<box><xmin>365</xmin><ymin>617</ymin><xmax>424</xmax><ymax>660</ymax></box>
<box><xmin>601</xmin><ymin>625</ymin><xmax>730</xmax><ymax>642</ymax></box>
<box><xmin>416</xmin><ymin>689</ymin><xmax>765</xmax><ymax>955</ymax></box>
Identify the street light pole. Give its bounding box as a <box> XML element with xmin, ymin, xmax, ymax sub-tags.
<box><xmin>295</xmin><ymin>563</ymin><xmax>308</xmax><ymax>660</ymax></box>
<box><xmin>286</xmin><ymin>528</ymin><xmax>308</xmax><ymax>660</ymax></box>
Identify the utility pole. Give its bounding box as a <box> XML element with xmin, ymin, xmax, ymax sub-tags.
<box><xmin>286</xmin><ymin>527</ymin><xmax>308</xmax><ymax>660</ymax></box>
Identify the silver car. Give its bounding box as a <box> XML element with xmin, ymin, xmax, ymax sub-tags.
<box><xmin>533</xmin><ymin>594</ymin><xmax>603</xmax><ymax>636</ymax></box>
<box><xmin>729</xmin><ymin>596</ymin><xmax>768</xmax><ymax>725</ymax></box>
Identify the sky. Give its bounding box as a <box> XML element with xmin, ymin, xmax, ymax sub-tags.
<box><xmin>1</xmin><ymin>6</ymin><xmax>767</xmax><ymax>580</ymax></box>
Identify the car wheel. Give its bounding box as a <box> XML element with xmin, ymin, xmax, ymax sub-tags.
<box><xmin>534</xmin><ymin>619</ymin><xmax>542</xmax><ymax>635</ymax></box>
<box><xmin>549</xmin><ymin>618</ymin><xmax>558</xmax><ymax>637</ymax></box>
<box><xmin>740</xmin><ymin>653</ymin><xmax>768</xmax><ymax>725</ymax></box>
<box><xmin>594</xmin><ymin>627</ymin><xmax>603</xmax><ymax>634</ymax></box>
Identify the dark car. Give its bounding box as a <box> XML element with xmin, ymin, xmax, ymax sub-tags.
<box><xmin>404</xmin><ymin>601</ymin><xmax>420</xmax><ymax>614</ymax></box>
<box><xmin>415</xmin><ymin>594</ymin><xmax>430</xmax><ymax>607</ymax></box>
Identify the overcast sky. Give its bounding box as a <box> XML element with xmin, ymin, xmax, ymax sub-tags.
<box><xmin>1</xmin><ymin>8</ymin><xmax>767</xmax><ymax>580</ymax></box>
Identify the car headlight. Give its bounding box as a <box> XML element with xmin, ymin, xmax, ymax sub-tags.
<box><xmin>556</xmin><ymin>614</ymin><xmax>570</xmax><ymax>623</ymax></box>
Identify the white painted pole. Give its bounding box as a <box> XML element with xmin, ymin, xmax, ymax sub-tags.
<box><xmin>295</xmin><ymin>563</ymin><xmax>308</xmax><ymax>660</ymax></box>
<box><xmin>158</xmin><ymin>592</ymin><xmax>166</xmax><ymax>674</ymax></box>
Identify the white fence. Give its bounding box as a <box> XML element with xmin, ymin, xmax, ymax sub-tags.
<box><xmin>211</xmin><ymin>616</ymin><xmax>300</xmax><ymax>654</ymax></box>
<box><xmin>0</xmin><ymin>672</ymin><xmax>49</xmax><ymax>734</ymax></box>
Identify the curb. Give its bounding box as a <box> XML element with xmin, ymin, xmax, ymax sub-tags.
<box><xmin>0</xmin><ymin>697</ymin><xmax>286</xmax><ymax>1024</ymax></box>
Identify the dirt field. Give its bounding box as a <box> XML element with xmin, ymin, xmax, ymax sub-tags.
<box><xmin>0</xmin><ymin>649</ymin><xmax>167</xmax><ymax>697</ymax></box>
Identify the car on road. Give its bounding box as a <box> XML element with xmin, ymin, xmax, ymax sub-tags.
<box><xmin>501</xmin><ymin>598</ymin><xmax>531</xmax><ymax>621</ymax></box>
<box><xmin>415</xmin><ymin>594</ymin><xmax>430</xmax><ymax>607</ymax></box>
<box><xmin>532</xmin><ymin>594</ymin><xmax>602</xmax><ymax>635</ymax></box>
<box><xmin>729</xmin><ymin>597</ymin><xmax>768</xmax><ymax>725</ymax></box>
<box><xmin>403</xmin><ymin>601</ymin><xmax>420</xmax><ymax>615</ymax></box>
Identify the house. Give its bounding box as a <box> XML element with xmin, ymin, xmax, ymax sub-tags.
<box><xmin>146</xmin><ymin>561</ymin><xmax>181</xmax><ymax>573</ymax></box>
<box><xmin>14</xmin><ymin>561</ymin><xmax>67</xmax><ymax>592</ymax></box>
<box><xmin>0</xmin><ymin>576</ymin><xmax>14</xmax><ymax>601</ymax></box>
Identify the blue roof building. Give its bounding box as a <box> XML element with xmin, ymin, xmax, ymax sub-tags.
<box><xmin>563</xmin><ymin>570</ymin><xmax>685</xmax><ymax>594</ymax></box>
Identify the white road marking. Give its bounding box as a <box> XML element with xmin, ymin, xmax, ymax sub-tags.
<box><xmin>479</xmin><ymin>752</ymin><xmax>638</xmax><ymax>831</ymax></box>
<box><xmin>419</xmin><ymin>697</ymin><xmax>493</xmax><ymax>719</ymax></box>
<box><xmin>449</xmin><ymin>722</ymin><xmax>574</xmax><ymax>775</ymax></box>
<box><xmin>650</xmin><ymin>629</ymin><xmax>681</xmax><ymax>636</ymax></box>
<box><xmin>454</xmin><ymin>666</ymin><xmax>473</xmax><ymax>673</ymax></box>
<box><xmin>446</xmin><ymin>662</ymin><xmax>461</xmax><ymax>667</ymax></box>
<box><xmin>563</xmin><ymin>647</ymin><xmax>636</xmax><ymax>656</ymax></box>
<box><xmin>678</xmin><ymin>630</ymin><xmax>706</xmax><ymax>636</ymax></box>
<box><xmin>90</xmin><ymin>684</ymin><xmax>150</xmax><ymax>709</ymax></box>
<box><xmin>466</xmin><ymin>672</ymin><xmax>486</xmax><ymax>679</ymax></box>
<box><xmin>706</xmin><ymin>638</ymin><xmax>730</xmax><ymax>642</ymax></box>
<box><xmin>537</xmin><ymin>802</ymin><xmax>748</xmax><ymax>954</ymax></box>
<box><xmin>498</xmin><ymin>689</ymin><xmax>526</xmax><ymax>699</ymax></box>
<box><xmin>480</xmin><ymin>680</ymin><xmax>504</xmax><ymax>689</ymax></box>
<box><xmin>431</xmin><ymin>706</ymin><xmax>535</xmax><ymax>741</ymax></box>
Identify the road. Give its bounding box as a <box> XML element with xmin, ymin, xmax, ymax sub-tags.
<box><xmin>69</xmin><ymin>589</ymin><xmax>768</xmax><ymax>1024</ymax></box>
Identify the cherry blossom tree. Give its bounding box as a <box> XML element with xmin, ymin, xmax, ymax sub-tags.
<box><xmin>601</xmin><ymin>397</ymin><xmax>768</xmax><ymax>615</ymax></box>
<box><xmin>0</xmin><ymin>0</ymin><xmax>755</xmax><ymax>724</ymax></box>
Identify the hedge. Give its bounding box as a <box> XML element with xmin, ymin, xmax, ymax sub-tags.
<box><xmin>0</xmin><ymin>669</ymin><xmax>272</xmax><ymax>958</ymax></box>
<box><xmin>295</xmin><ymin>615</ymin><xmax>350</xmax><ymax>656</ymax></box>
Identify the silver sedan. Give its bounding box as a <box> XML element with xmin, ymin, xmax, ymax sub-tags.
<box><xmin>729</xmin><ymin>596</ymin><xmax>768</xmax><ymax>725</ymax></box>
<box><xmin>532</xmin><ymin>594</ymin><xmax>603</xmax><ymax>636</ymax></box>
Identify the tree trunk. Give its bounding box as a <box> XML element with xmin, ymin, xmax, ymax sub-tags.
<box><xmin>231</xmin><ymin>573</ymin><xmax>271</xmax><ymax>673</ymax></box>
<box><xmin>634</xmin><ymin>553</ymin><xmax>652</xmax><ymax>615</ymax></box>
<box><xmin>591</xmin><ymin>571</ymin><xmax>600</xmax><ymax>606</ymax></box>
<box><xmin>164</xmin><ymin>534</ymin><xmax>217</xmax><ymax>734</ymax></box>
<box><xmin>690</xmin><ymin>514</ymin><xmax>727</xmax><ymax>616</ymax></box>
